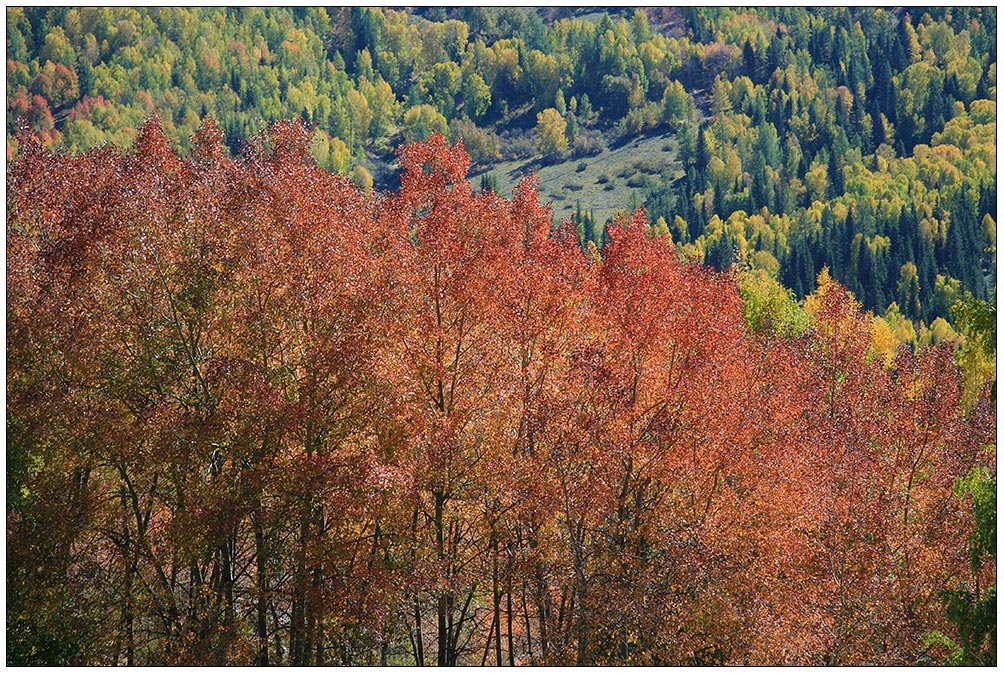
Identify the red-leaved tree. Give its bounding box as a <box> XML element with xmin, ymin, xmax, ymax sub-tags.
<box><xmin>7</xmin><ymin>122</ymin><xmax>995</xmax><ymax>666</ymax></box>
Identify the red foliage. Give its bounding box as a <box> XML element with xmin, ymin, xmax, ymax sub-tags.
<box><xmin>68</xmin><ymin>94</ymin><xmax>114</xmax><ymax>123</ymax></box>
<box><xmin>6</xmin><ymin>121</ymin><xmax>994</xmax><ymax>666</ymax></box>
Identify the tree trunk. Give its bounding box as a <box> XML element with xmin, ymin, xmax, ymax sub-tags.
<box><xmin>219</xmin><ymin>528</ymin><xmax>236</xmax><ymax>628</ymax></box>
<box><xmin>311</xmin><ymin>565</ymin><xmax>324</xmax><ymax>665</ymax></box>
<box><xmin>537</xmin><ymin>573</ymin><xmax>550</xmax><ymax>662</ymax></box>
<box><xmin>411</xmin><ymin>501</ymin><xmax>426</xmax><ymax>667</ymax></box>
<box><xmin>521</xmin><ymin>578</ymin><xmax>534</xmax><ymax>664</ymax></box>
<box><xmin>434</xmin><ymin>491</ymin><xmax>450</xmax><ymax>666</ymax></box>
<box><xmin>290</xmin><ymin>511</ymin><xmax>309</xmax><ymax>665</ymax></box>
<box><xmin>254</xmin><ymin>522</ymin><xmax>269</xmax><ymax>666</ymax></box>
<box><xmin>413</xmin><ymin>596</ymin><xmax>425</xmax><ymax>666</ymax></box>
<box><xmin>507</xmin><ymin>589</ymin><xmax>516</xmax><ymax>666</ymax></box>
<box><xmin>575</xmin><ymin>586</ymin><xmax>588</xmax><ymax>666</ymax></box>
<box><xmin>493</xmin><ymin>537</ymin><xmax>502</xmax><ymax>666</ymax></box>
<box><xmin>124</xmin><ymin>554</ymin><xmax>135</xmax><ymax>666</ymax></box>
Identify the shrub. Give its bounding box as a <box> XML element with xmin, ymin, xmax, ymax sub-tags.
<box><xmin>448</xmin><ymin>118</ymin><xmax>500</xmax><ymax>166</ymax></box>
<box><xmin>498</xmin><ymin>128</ymin><xmax>536</xmax><ymax>161</ymax></box>
<box><xmin>572</xmin><ymin>128</ymin><xmax>607</xmax><ymax>157</ymax></box>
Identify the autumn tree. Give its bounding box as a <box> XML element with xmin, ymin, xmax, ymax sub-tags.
<box><xmin>534</xmin><ymin>107</ymin><xmax>568</xmax><ymax>157</ymax></box>
<box><xmin>7</xmin><ymin>121</ymin><xmax>995</xmax><ymax>666</ymax></box>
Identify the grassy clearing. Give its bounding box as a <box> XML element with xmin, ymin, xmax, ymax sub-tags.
<box><xmin>469</xmin><ymin>130</ymin><xmax>683</xmax><ymax>226</ymax></box>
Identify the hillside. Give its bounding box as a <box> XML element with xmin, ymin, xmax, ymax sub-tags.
<box><xmin>7</xmin><ymin>7</ymin><xmax>999</xmax><ymax>667</ymax></box>
<box><xmin>7</xmin><ymin>7</ymin><xmax>996</xmax><ymax>332</ymax></box>
<box><xmin>470</xmin><ymin>129</ymin><xmax>683</xmax><ymax>227</ymax></box>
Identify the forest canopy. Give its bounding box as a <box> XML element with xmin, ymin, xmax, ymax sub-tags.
<box><xmin>6</xmin><ymin>121</ymin><xmax>996</xmax><ymax>666</ymax></box>
<box><xmin>5</xmin><ymin>5</ymin><xmax>998</xmax><ymax>667</ymax></box>
<box><xmin>5</xmin><ymin>6</ymin><xmax>997</xmax><ymax>326</ymax></box>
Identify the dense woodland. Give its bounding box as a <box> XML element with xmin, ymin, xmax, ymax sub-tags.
<box><xmin>7</xmin><ymin>121</ymin><xmax>996</xmax><ymax>666</ymax></box>
<box><xmin>5</xmin><ymin>5</ymin><xmax>998</xmax><ymax>667</ymax></box>
<box><xmin>5</xmin><ymin>7</ymin><xmax>997</xmax><ymax>325</ymax></box>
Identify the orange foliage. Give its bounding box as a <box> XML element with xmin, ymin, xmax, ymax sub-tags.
<box><xmin>7</xmin><ymin>121</ymin><xmax>994</xmax><ymax>666</ymax></box>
